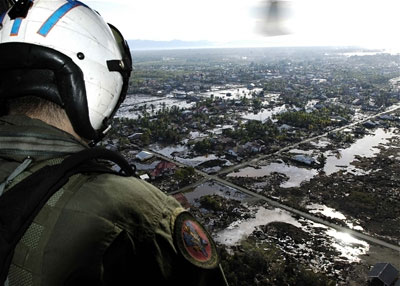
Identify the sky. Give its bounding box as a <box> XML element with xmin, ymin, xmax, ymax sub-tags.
<box><xmin>85</xmin><ymin>0</ymin><xmax>400</xmax><ymax>50</ymax></box>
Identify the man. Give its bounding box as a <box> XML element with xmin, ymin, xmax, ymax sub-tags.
<box><xmin>0</xmin><ymin>0</ymin><xmax>228</xmax><ymax>285</ymax></box>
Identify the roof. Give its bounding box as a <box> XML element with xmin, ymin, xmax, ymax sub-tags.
<box><xmin>279</xmin><ymin>124</ymin><xmax>292</xmax><ymax>131</ymax></box>
<box><xmin>135</xmin><ymin>151</ymin><xmax>154</xmax><ymax>162</ymax></box>
<box><xmin>292</xmin><ymin>155</ymin><xmax>316</xmax><ymax>166</ymax></box>
<box><xmin>128</xmin><ymin>133</ymin><xmax>143</xmax><ymax>140</ymax></box>
<box><xmin>139</xmin><ymin>174</ymin><xmax>150</xmax><ymax>180</ymax></box>
<box><xmin>150</xmin><ymin>161</ymin><xmax>177</xmax><ymax>177</ymax></box>
<box><xmin>172</xmin><ymin>193</ymin><xmax>191</xmax><ymax>209</ymax></box>
<box><xmin>368</xmin><ymin>263</ymin><xmax>399</xmax><ymax>286</ymax></box>
<box><xmin>363</xmin><ymin>120</ymin><xmax>378</xmax><ymax>129</ymax></box>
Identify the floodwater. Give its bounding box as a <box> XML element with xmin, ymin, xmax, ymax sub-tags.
<box><xmin>307</xmin><ymin>204</ymin><xmax>346</xmax><ymax>220</ymax></box>
<box><xmin>228</xmin><ymin>128</ymin><xmax>398</xmax><ymax>188</ymax></box>
<box><xmin>340</xmin><ymin>51</ymin><xmax>382</xmax><ymax>57</ymax></box>
<box><xmin>227</xmin><ymin>162</ymin><xmax>318</xmax><ymax>188</ymax></box>
<box><xmin>209</xmin><ymin>125</ymin><xmax>235</xmax><ymax>135</ymax></box>
<box><xmin>306</xmin><ymin>204</ymin><xmax>364</xmax><ymax>231</ymax></box>
<box><xmin>241</xmin><ymin>105</ymin><xmax>287</xmax><ymax>123</ymax></box>
<box><xmin>199</xmin><ymin>86</ymin><xmax>263</xmax><ymax>100</ymax></box>
<box><xmin>215</xmin><ymin>207</ymin><xmax>301</xmax><ymax>246</ymax></box>
<box><xmin>289</xmin><ymin>149</ymin><xmax>314</xmax><ymax>155</ymax></box>
<box><xmin>184</xmin><ymin>181</ymin><xmax>250</xmax><ymax>204</ymax></box>
<box><xmin>390</xmin><ymin>76</ymin><xmax>400</xmax><ymax>85</ymax></box>
<box><xmin>311</xmin><ymin>139</ymin><xmax>331</xmax><ymax>148</ymax></box>
<box><xmin>179</xmin><ymin>154</ymin><xmax>220</xmax><ymax>167</ymax></box>
<box><xmin>150</xmin><ymin>144</ymin><xmax>187</xmax><ymax>157</ymax></box>
<box><xmin>150</xmin><ymin>144</ymin><xmax>222</xmax><ymax>167</ymax></box>
<box><xmin>181</xmin><ymin>131</ymin><xmax>209</xmax><ymax>144</ymax></box>
<box><xmin>352</xmin><ymin>108</ymin><xmax>369</xmax><ymax>122</ymax></box>
<box><xmin>117</xmin><ymin>86</ymin><xmax>267</xmax><ymax>119</ymax></box>
<box><xmin>305</xmin><ymin>100</ymin><xmax>319</xmax><ymax>112</ymax></box>
<box><xmin>189</xmin><ymin>131</ymin><xmax>208</xmax><ymax>139</ymax></box>
<box><xmin>116</xmin><ymin>94</ymin><xmax>195</xmax><ymax>119</ymax></box>
<box><xmin>216</xmin><ymin>206</ymin><xmax>369</xmax><ymax>263</ymax></box>
<box><xmin>323</xmin><ymin>128</ymin><xmax>397</xmax><ymax>175</ymax></box>
<box><xmin>264</xmin><ymin>93</ymin><xmax>281</xmax><ymax>101</ymax></box>
<box><xmin>326</xmin><ymin>229</ymin><xmax>369</xmax><ymax>262</ymax></box>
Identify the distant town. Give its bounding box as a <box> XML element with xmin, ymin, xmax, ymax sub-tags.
<box><xmin>102</xmin><ymin>46</ymin><xmax>400</xmax><ymax>286</ymax></box>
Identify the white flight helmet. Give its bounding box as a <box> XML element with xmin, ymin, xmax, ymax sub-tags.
<box><xmin>0</xmin><ymin>0</ymin><xmax>132</xmax><ymax>142</ymax></box>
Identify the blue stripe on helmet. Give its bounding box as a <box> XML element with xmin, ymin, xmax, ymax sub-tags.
<box><xmin>7</xmin><ymin>0</ymin><xmax>35</xmax><ymax>35</ymax></box>
<box><xmin>0</xmin><ymin>12</ymin><xmax>6</xmax><ymax>25</ymax></box>
<box><xmin>10</xmin><ymin>18</ymin><xmax>23</xmax><ymax>36</ymax></box>
<box><xmin>37</xmin><ymin>0</ymin><xmax>88</xmax><ymax>37</ymax></box>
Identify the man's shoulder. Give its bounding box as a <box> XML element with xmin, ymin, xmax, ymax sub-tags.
<box><xmin>68</xmin><ymin>172</ymin><xmax>182</xmax><ymax>229</ymax></box>
<box><xmin>84</xmin><ymin>172</ymin><xmax>169</xmax><ymax>205</ymax></box>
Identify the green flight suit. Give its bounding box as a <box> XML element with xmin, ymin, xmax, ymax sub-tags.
<box><xmin>0</xmin><ymin>115</ymin><xmax>228</xmax><ymax>286</ymax></box>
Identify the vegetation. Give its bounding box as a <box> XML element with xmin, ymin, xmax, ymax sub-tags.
<box><xmin>327</xmin><ymin>131</ymin><xmax>354</xmax><ymax>144</ymax></box>
<box><xmin>220</xmin><ymin>237</ymin><xmax>335</xmax><ymax>286</ymax></box>
<box><xmin>346</xmin><ymin>191</ymin><xmax>377</xmax><ymax>212</ymax></box>
<box><xmin>252</xmin><ymin>97</ymin><xmax>263</xmax><ymax>110</ymax></box>
<box><xmin>277</xmin><ymin>110</ymin><xmax>331</xmax><ymax>130</ymax></box>
<box><xmin>222</xmin><ymin>119</ymin><xmax>280</xmax><ymax>144</ymax></box>
<box><xmin>106</xmin><ymin>48</ymin><xmax>400</xmax><ymax>285</ymax></box>
<box><xmin>263</xmin><ymin>78</ymin><xmax>287</xmax><ymax>93</ymax></box>
<box><xmin>125</xmin><ymin>105</ymin><xmax>186</xmax><ymax>145</ymax></box>
<box><xmin>199</xmin><ymin>195</ymin><xmax>224</xmax><ymax>211</ymax></box>
<box><xmin>173</xmin><ymin>167</ymin><xmax>196</xmax><ymax>186</ymax></box>
<box><xmin>317</xmin><ymin>153</ymin><xmax>327</xmax><ymax>169</ymax></box>
<box><xmin>193</xmin><ymin>138</ymin><xmax>213</xmax><ymax>154</ymax></box>
<box><xmin>276</xmin><ymin>104</ymin><xmax>352</xmax><ymax>131</ymax></box>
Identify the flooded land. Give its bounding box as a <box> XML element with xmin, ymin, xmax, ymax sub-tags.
<box><xmin>105</xmin><ymin>47</ymin><xmax>400</xmax><ymax>286</ymax></box>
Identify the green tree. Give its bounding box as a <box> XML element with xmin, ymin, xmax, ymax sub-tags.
<box><xmin>174</xmin><ymin>167</ymin><xmax>195</xmax><ymax>185</ymax></box>
<box><xmin>252</xmin><ymin>98</ymin><xmax>262</xmax><ymax>110</ymax></box>
<box><xmin>317</xmin><ymin>153</ymin><xmax>327</xmax><ymax>170</ymax></box>
<box><xmin>141</xmin><ymin>129</ymin><xmax>151</xmax><ymax>145</ymax></box>
<box><xmin>193</xmin><ymin>139</ymin><xmax>212</xmax><ymax>154</ymax></box>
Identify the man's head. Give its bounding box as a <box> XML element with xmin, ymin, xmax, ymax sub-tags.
<box><xmin>0</xmin><ymin>0</ymin><xmax>132</xmax><ymax>143</ymax></box>
<box><xmin>6</xmin><ymin>96</ymin><xmax>82</xmax><ymax>140</ymax></box>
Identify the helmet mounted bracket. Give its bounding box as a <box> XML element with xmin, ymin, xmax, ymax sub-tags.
<box><xmin>8</xmin><ymin>0</ymin><xmax>32</xmax><ymax>20</ymax></box>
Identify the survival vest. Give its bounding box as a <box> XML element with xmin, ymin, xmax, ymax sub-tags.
<box><xmin>0</xmin><ymin>147</ymin><xmax>135</xmax><ymax>285</ymax></box>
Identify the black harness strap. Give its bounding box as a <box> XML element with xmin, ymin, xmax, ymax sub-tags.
<box><xmin>0</xmin><ymin>147</ymin><xmax>135</xmax><ymax>285</ymax></box>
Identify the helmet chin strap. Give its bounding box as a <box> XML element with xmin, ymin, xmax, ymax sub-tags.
<box><xmin>102</xmin><ymin>125</ymin><xmax>112</xmax><ymax>135</ymax></box>
<box><xmin>88</xmin><ymin>124</ymin><xmax>112</xmax><ymax>147</ymax></box>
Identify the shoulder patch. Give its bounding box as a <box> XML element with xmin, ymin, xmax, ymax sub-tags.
<box><xmin>173</xmin><ymin>212</ymin><xmax>219</xmax><ymax>269</ymax></box>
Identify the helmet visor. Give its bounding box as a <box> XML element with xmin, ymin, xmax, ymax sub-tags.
<box><xmin>107</xmin><ymin>23</ymin><xmax>132</xmax><ymax>74</ymax></box>
<box><xmin>101</xmin><ymin>23</ymin><xmax>132</xmax><ymax>140</ymax></box>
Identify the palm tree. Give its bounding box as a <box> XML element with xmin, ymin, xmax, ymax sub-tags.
<box><xmin>317</xmin><ymin>153</ymin><xmax>327</xmax><ymax>171</ymax></box>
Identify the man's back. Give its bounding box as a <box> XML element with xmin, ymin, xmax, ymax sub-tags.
<box><xmin>0</xmin><ymin>115</ymin><xmax>227</xmax><ymax>285</ymax></box>
<box><xmin>0</xmin><ymin>1</ymin><xmax>229</xmax><ymax>284</ymax></box>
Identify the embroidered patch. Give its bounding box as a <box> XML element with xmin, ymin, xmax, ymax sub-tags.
<box><xmin>174</xmin><ymin>212</ymin><xmax>219</xmax><ymax>269</ymax></box>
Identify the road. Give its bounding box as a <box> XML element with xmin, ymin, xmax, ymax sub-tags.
<box><xmin>142</xmin><ymin>105</ymin><xmax>400</xmax><ymax>252</ymax></box>
<box><xmin>218</xmin><ymin>104</ymin><xmax>400</xmax><ymax>175</ymax></box>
